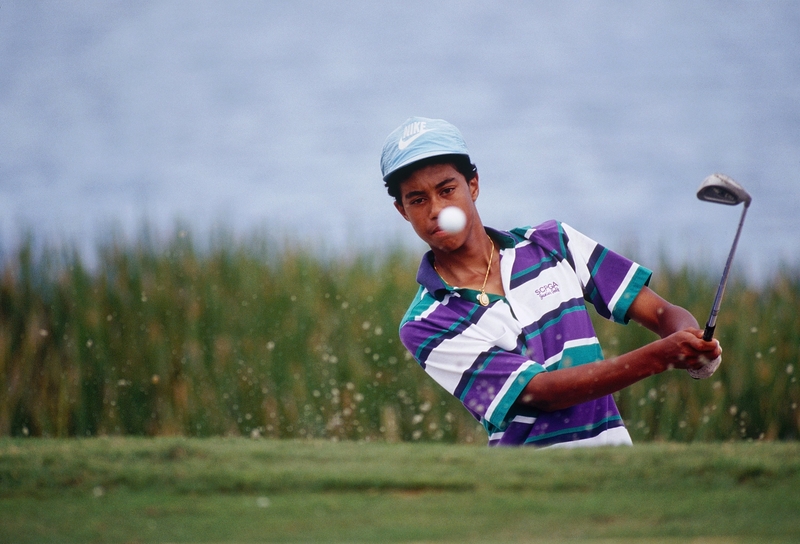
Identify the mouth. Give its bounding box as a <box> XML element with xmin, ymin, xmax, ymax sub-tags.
<box><xmin>429</xmin><ymin>226</ymin><xmax>460</xmax><ymax>247</ymax></box>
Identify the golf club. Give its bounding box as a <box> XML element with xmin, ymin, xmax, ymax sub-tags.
<box><xmin>696</xmin><ymin>173</ymin><xmax>752</xmax><ymax>341</ymax></box>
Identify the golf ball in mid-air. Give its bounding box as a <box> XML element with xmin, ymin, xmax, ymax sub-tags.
<box><xmin>438</xmin><ymin>206</ymin><xmax>467</xmax><ymax>233</ymax></box>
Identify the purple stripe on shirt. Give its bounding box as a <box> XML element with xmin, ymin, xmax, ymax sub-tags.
<box><xmin>521</xmin><ymin>300</ymin><xmax>595</xmax><ymax>361</ymax></box>
<box><xmin>509</xmin><ymin>249</ymin><xmax>562</xmax><ymax>290</ymax></box>
<box><xmin>526</xmin><ymin>220</ymin><xmax>563</xmax><ymax>255</ymax></box>
<box><xmin>457</xmin><ymin>349</ymin><xmax>530</xmax><ymax>415</ymax></box>
<box><xmin>402</xmin><ymin>298</ymin><xmax>490</xmax><ymax>367</ymax></box>
<box><xmin>490</xmin><ymin>396</ymin><xmax>624</xmax><ymax>447</ymax></box>
<box><xmin>585</xmin><ymin>249</ymin><xmax>635</xmax><ymax>318</ymax></box>
<box><xmin>530</xmin><ymin>396</ymin><xmax>621</xmax><ymax>437</ymax></box>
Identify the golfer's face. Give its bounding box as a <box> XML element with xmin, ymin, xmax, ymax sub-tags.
<box><xmin>394</xmin><ymin>163</ymin><xmax>479</xmax><ymax>251</ymax></box>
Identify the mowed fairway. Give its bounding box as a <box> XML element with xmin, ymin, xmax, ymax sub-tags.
<box><xmin>1</xmin><ymin>438</ymin><xmax>799</xmax><ymax>543</ymax></box>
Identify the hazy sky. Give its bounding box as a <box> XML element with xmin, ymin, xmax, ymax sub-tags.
<box><xmin>2</xmin><ymin>1</ymin><xmax>798</xmax><ymax>280</ymax></box>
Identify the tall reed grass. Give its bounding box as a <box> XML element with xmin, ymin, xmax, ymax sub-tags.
<box><xmin>1</xmin><ymin>229</ymin><xmax>798</xmax><ymax>443</ymax></box>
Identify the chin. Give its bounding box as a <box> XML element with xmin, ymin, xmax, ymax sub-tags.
<box><xmin>429</xmin><ymin>234</ymin><xmax>463</xmax><ymax>253</ymax></box>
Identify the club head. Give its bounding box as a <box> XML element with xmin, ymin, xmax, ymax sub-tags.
<box><xmin>697</xmin><ymin>173</ymin><xmax>752</xmax><ymax>207</ymax></box>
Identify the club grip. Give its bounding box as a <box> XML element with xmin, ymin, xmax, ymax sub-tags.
<box><xmin>703</xmin><ymin>325</ymin><xmax>715</xmax><ymax>342</ymax></box>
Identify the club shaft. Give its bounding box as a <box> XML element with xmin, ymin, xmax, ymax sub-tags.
<box><xmin>704</xmin><ymin>204</ymin><xmax>749</xmax><ymax>341</ymax></box>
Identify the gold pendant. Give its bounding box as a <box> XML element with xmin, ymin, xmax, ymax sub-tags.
<box><xmin>478</xmin><ymin>292</ymin><xmax>489</xmax><ymax>306</ymax></box>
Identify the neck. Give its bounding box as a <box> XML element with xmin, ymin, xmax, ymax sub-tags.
<box><xmin>432</xmin><ymin>225</ymin><xmax>495</xmax><ymax>289</ymax></box>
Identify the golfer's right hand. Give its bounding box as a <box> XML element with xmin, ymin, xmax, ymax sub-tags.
<box><xmin>658</xmin><ymin>329</ymin><xmax>722</xmax><ymax>372</ymax></box>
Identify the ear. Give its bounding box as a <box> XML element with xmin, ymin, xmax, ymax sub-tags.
<box><xmin>394</xmin><ymin>200</ymin><xmax>410</xmax><ymax>222</ymax></box>
<box><xmin>469</xmin><ymin>172</ymin><xmax>480</xmax><ymax>202</ymax></box>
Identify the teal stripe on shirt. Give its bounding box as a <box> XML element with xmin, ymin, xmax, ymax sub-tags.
<box><xmin>586</xmin><ymin>247</ymin><xmax>609</xmax><ymax>302</ymax></box>
<box><xmin>510</xmin><ymin>254</ymin><xmax>556</xmax><ymax>283</ymax></box>
<box><xmin>485</xmin><ymin>363</ymin><xmax>545</xmax><ymax>430</ymax></box>
<box><xmin>611</xmin><ymin>265</ymin><xmax>653</xmax><ymax>324</ymax></box>
<box><xmin>524</xmin><ymin>305</ymin><xmax>585</xmax><ymax>342</ymax></box>
<box><xmin>400</xmin><ymin>286</ymin><xmax>435</xmax><ymax>327</ymax></box>
<box><xmin>457</xmin><ymin>350</ymin><xmax>499</xmax><ymax>403</ymax></box>
<box><xmin>414</xmin><ymin>304</ymin><xmax>481</xmax><ymax>362</ymax></box>
<box><xmin>556</xmin><ymin>343</ymin><xmax>604</xmax><ymax>369</ymax></box>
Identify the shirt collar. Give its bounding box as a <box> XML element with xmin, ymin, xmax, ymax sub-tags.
<box><xmin>416</xmin><ymin>227</ymin><xmax>516</xmax><ymax>300</ymax></box>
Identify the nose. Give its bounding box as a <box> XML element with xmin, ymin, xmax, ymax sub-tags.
<box><xmin>430</xmin><ymin>195</ymin><xmax>446</xmax><ymax>220</ymax></box>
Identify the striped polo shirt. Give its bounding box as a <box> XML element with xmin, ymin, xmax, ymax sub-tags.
<box><xmin>399</xmin><ymin>220</ymin><xmax>652</xmax><ymax>447</ymax></box>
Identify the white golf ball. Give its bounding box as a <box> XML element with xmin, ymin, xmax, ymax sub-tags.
<box><xmin>438</xmin><ymin>206</ymin><xmax>467</xmax><ymax>233</ymax></box>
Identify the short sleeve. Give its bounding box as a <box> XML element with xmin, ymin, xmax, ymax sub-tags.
<box><xmin>560</xmin><ymin>222</ymin><xmax>652</xmax><ymax>323</ymax></box>
<box><xmin>399</xmin><ymin>295</ymin><xmax>546</xmax><ymax>431</ymax></box>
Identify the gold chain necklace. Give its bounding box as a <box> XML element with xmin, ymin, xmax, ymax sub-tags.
<box><xmin>477</xmin><ymin>235</ymin><xmax>494</xmax><ymax>306</ymax></box>
<box><xmin>434</xmin><ymin>234</ymin><xmax>495</xmax><ymax>306</ymax></box>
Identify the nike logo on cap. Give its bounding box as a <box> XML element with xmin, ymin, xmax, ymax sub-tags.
<box><xmin>398</xmin><ymin>121</ymin><xmax>432</xmax><ymax>150</ymax></box>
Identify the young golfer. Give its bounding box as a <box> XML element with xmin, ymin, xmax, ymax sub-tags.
<box><xmin>381</xmin><ymin>117</ymin><xmax>722</xmax><ymax>447</ymax></box>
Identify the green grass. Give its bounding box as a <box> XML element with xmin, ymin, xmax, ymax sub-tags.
<box><xmin>1</xmin><ymin>228</ymin><xmax>799</xmax><ymax>443</ymax></box>
<box><xmin>1</xmin><ymin>438</ymin><xmax>800</xmax><ymax>542</ymax></box>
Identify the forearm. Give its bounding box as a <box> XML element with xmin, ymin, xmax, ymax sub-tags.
<box><xmin>516</xmin><ymin>327</ymin><xmax>721</xmax><ymax>412</ymax></box>
<box><xmin>630</xmin><ymin>286</ymin><xmax>699</xmax><ymax>338</ymax></box>
<box><xmin>653</xmin><ymin>303</ymin><xmax>700</xmax><ymax>338</ymax></box>
<box><xmin>517</xmin><ymin>343</ymin><xmax>667</xmax><ymax>412</ymax></box>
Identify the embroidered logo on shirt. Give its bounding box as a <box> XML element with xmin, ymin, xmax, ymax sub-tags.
<box><xmin>535</xmin><ymin>281</ymin><xmax>560</xmax><ymax>300</ymax></box>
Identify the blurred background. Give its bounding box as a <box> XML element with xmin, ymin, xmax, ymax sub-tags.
<box><xmin>1</xmin><ymin>1</ymin><xmax>798</xmax><ymax>441</ymax></box>
<box><xmin>1</xmin><ymin>0</ymin><xmax>798</xmax><ymax>280</ymax></box>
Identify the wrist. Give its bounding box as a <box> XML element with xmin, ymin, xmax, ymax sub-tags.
<box><xmin>623</xmin><ymin>342</ymin><xmax>671</xmax><ymax>376</ymax></box>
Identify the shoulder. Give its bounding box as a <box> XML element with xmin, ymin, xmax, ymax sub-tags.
<box><xmin>508</xmin><ymin>220</ymin><xmax>575</xmax><ymax>256</ymax></box>
<box><xmin>400</xmin><ymin>285</ymin><xmax>436</xmax><ymax>328</ymax></box>
<box><xmin>398</xmin><ymin>287</ymin><xmax>482</xmax><ymax>365</ymax></box>
<box><xmin>510</xmin><ymin>219</ymin><xmax>558</xmax><ymax>239</ymax></box>
<box><xmin>400</xmin><ymin>287</ymin><xmax>477</xmax><ymax>332</ymax></box>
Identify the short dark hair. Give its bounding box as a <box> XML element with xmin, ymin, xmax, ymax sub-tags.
<box><xmin>384</xmin><ymin>154</ymin><xmax>478</xmax><ymax>205</ymax></box>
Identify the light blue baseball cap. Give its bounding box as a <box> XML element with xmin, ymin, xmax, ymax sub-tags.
<box><xmin>380</xmin><ymin>117</ymin><xmax>470</xmax><ymax>181</ymax></box>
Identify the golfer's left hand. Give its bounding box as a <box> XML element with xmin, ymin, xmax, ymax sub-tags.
<box><xmin>687</xmin><ymin>354</ymin><xmax>723</xmax><ymax>379</ymax></box>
